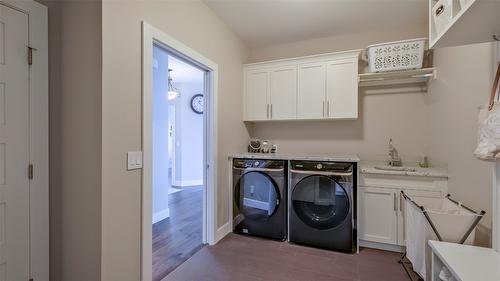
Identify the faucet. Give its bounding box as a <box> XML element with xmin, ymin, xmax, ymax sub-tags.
<box><xmin>388</xmin><ymin>138</ymin><xmax>402</xmax><ymax>167</ymax></box>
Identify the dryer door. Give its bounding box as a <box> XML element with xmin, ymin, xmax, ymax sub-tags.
<box><xmin>234</xmin><ymin>171</ymin><xmax>280</xmax><ymax>222</ymax></box>
<box><xmin>292</xmin><ymin>175</ymin><xmax>350</xmax><ymax>230</ymax></box>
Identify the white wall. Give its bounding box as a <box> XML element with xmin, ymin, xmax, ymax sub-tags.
<box><xmin>173</xmin><ymin>80</ymin><xmax>204</xmax><ymax>187</ymax></box>
<box><xmin>152</xmin><ymin>45</ymin><xmax>170</xmax><ymax>224</ymax></box>
<box><xmin>427</xmin><ymin>42</ymin><xmax>496</xmax><ymax>244</ymax></box>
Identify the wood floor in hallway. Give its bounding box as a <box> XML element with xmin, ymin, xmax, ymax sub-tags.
<box><xmin>153</xmin><ymin>185</ymin><xmax>204</xmax><ymax>281</ymax></box>
<box><xmin>162</xmin><ymin>233</ymin><xmax>417</xmax><ymax>281</ymax></box>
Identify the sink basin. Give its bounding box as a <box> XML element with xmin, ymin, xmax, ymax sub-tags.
<box><xmin>374</xmin><ymin>166</ymin><xmax>417</xmax><ymax>172</ymax></box>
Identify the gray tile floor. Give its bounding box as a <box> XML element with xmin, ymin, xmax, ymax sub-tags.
<box><xmin>163</xmin><ymin>233</ymin><xmax>415</xmax><ymax>281</ymax></box>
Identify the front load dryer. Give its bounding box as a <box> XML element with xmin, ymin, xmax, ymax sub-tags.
<box><xmin>232</xmin><ymin>158</ymin><xmax>287</xmax><ymax>241</ymax></box>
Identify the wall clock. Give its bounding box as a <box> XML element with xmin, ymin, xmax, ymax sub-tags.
<box><xmin>190</xmin><ymin>94</ymin><xmax>204</xmax><ymax>114</ymax></box>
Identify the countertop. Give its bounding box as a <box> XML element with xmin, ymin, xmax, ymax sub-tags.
<box><xmin>360</xmin><ymin>162</ymin><xmax>448</xmax><ymax>178</ymax></box>
<box><xmin>228</xmin><ymin>153</ymin><xmax>448</xmax><ymax>178</ymax></box>
<box><xmin>229</xmin><ymin>153</ymin><xmax>361</xmax><ymax>162</ymax></box>
<box><xmin>429</xmin><ymin>241</ymin><xmax>500</xmax><ymax>281</ymax></box>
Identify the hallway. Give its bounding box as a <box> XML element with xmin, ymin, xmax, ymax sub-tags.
<box><xmin>152</xmin><ymin>186</ymin><xmax>204</xmax><ymax>281</ymax></box>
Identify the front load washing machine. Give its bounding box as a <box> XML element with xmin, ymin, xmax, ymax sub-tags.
<box><xmin>232</xmin><ymin>158</ymin><xmax>287</xmax><ymax>241</ymax></box>
<box><xmin>289</xmin><ymin>160</ymin><xmax>356</xmax><ymax>252</ymax></box>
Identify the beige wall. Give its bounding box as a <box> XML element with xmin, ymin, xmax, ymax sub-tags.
<box><xmin>250</xmin><ymin>25</ymin><xmax>430</xmax><ymax>163</ymax></box>
<box><xmin>427</xmin><ymin>43</ymin><xmax>496</xmax><ymax>236</ymax></box>
<box><xmin>101</xmin><ymin>1</ymin><xmax>249</xmax><ymax>280</ymax></box>
<box><xmin>36</xmin><ymin>0</ymin><xmax>103</xmax><ymax>280</ymax></box>
<box><xmin>248</xmin><ymin>21</ymin><xmax>495</xmax><ymax>243</ymax></box>
<box><xmin>247</xmin><ymin>25</ymin><xmax>427</xmax><ymax>63</ymax></box>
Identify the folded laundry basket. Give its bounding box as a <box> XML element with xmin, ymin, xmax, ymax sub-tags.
<box><xmin>400</xmin><ymin>191</ymin><xmax>485</xmax><ymax>281</ymax></box>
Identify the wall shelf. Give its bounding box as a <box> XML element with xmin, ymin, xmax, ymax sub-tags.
<box><xmin>359</xmin><ymin>68</ymin><xmax>436</xmax><ymax>90</ymax></box>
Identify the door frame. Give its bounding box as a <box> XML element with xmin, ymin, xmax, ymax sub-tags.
<box><xmin>141</xmin><ymin>22</ymin><xmax>218</xmax><ymax>281</ymax></box>
<box><xmin>0</xmin><ymin>0</ymin><xmax>48</xmax><ymax>280</ymax></box>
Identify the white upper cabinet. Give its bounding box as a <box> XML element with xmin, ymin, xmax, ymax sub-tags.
<box><xmin>429</xmin><ymin>0</ymin><xmax>500</xmax><ymax>48</ymax></box>
<box><xmin>297</xmin><ymin>62</ymin><xmax>326</xmax><ymax>120</ymax></box>
<box><xmin>243</xmin><ymin>50</ymin><xmax>360</xmax><ymax>122</ymax></box>
<box><xmin>326</xmin><ymin>59</ymin><xmax>358</xmax><ymax>119</ymax></box>
<box><xmin>244</xmin><ymin>69</ymin><xmax>270</xmax><ymax>121</ymax></box>
<box><xmin>270</xmin><ymin>66</ymin><xmax>297</xmax><ymax>120</ymax></box>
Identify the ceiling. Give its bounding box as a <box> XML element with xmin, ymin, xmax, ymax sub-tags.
<box><xmin>168</xmin><ymin>55</ymin><xmax>204</xmax><ymax>84</ymax></box>
<box><xmin>204</xmin><ymin>0</ymin><xmax>428</xmax><ymax>48</ymax></box>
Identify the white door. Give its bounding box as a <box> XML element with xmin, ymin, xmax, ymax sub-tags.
<box><xmin>326</xmin><ymin>59</ymin><xmax>358</xmax><ymax>119</ymax></box>
<box><xmin>359</xmin><ymin>187</ymin><xmax>398</xmax><ymax>245</ymax></box>
<box><xmin>270</xmin><ymin>66</ymin><xmax>297</xmax><ymax>120</ymax></box>
<box><xmin>297</xmin><ymin>62</ymin><xmax>326</xmax><ymax>119</ymax></box>
<box><xmin>244</xmin><ymin>69</ymin><xmax>269</xmax><ymax>121</ymax></box>
<box><xmin>0</xmin><ymin>4</ymin><xmax>30</xmax><ymax>281</ymax></box>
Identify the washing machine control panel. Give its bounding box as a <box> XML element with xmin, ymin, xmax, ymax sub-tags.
<box><xmin>291</xmin><ymin>161</ymin><xmax>352</xmax><ymax>172</ymax></box>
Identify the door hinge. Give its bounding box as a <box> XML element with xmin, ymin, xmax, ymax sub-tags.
<box><xmin>27</xmin><ymin>46</ymin><xmax>37</xmax><ymax>65</ymax></box>
<box><xmin>28</xmin><ymin>164</ymin><xmax>34</xmax><ymax>180</ymax></box>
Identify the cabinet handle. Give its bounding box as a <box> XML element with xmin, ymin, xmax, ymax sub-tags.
<box><xmin>266</xmin><ymin>104</ymin><xmax>269</xmax><ymax>118</ymax></box>
<box><xmin>394</xmin><ymin>193</ymin><xmax>397</xmax><ymax>212</ymax></box>
<box><xmin>400</xmin><ymin>193</ymin><xmax>403</xmax><ymax>212</ymax></box>
<box><xmin>327</xmin><ymin>101</ymin><xmax>330</xmax><ymax>116</ymax></box>
<box><xmin>270</xmin><ymin>104</ymin><xmax>273</xmax><ymax>119</ymax></box>
<box><xmin>322</xmin><ymin>101</ymin><xmax>325</xmax><ymax>117</ymax></box>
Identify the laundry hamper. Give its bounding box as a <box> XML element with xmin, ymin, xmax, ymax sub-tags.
<box><xmin>400</xmin><ymin>191</ymin><xmax>485</xmax><ymax>281</ymax></box>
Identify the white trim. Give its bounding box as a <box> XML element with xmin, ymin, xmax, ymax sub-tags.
<box><xmin>142</xmin><ymin>21</ymin><xmax>219</xmax><ymax>281</ymax></box>
<box><xmin>0</xmin><ymin>1</ymin><xmax>49</xmax><ymax>280</ymax></box>
<box><xmin>152</xmin><ymin>208</ymin><xmax>170</xmax><ymax>224</ymax></box>
<box><xmin>172</xmin><ymin>179</ymin><xmax>203</xmax><ymax>187</ymax></box>
<box><xmin>494</xmin><ymin>42</ymin><xmax>500</xmax><ymax>252</ymax></box>
<box><xmin>359</xmin><ymin>240</ymin><xmax>405</xmax><ymax>253</ymax></box>
<box><xmin>215</xmin><ymin>222</ymin><xmax>231</xmax><ymax>243</ymax></box>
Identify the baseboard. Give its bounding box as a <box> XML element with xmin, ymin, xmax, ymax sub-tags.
<box><xmin>359</xmin><ymin>240</ymin><xmax>405</xmax><ymax>253</ymax></box>
<box><xmin>172</xmin><ymin>179</ymin><xmax>203</xmax><ymax>187</ymax></box>
<box><xmin>214</xmin><ymin>222</ymin><xmax>231</xmax><ymax>244</ymax></box>
<box><xmin>152</xmin><ymin>208</ymin><xmax>170</xmax><ymax>224</ymax></box>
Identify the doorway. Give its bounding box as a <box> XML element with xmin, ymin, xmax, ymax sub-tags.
<box><xmin>151</xmin><ymin>45</ymin><xmax>205</xmax><ymax>280</ymax></box>
<box><xmin>142</xmin><ymin>22</ymin><xmax>218</xmax><ymax>281</ymax></box>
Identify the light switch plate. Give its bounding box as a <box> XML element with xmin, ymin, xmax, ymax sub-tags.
<box><xmin>127</xmin><ymin>151</ymin><xmax>143</xmax><ymax>170</ymax></box>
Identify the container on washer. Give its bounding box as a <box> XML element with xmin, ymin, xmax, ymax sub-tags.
<box><xmin>367</xmin><ymin>38</ymin><xmax>426</xmax><ymax>73</ymax></box>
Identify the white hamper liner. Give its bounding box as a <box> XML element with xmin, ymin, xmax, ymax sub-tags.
<box><xmin>402</xmin><ymin>192</ymin><xmax>485</xmax><ymax>281</ymax></box>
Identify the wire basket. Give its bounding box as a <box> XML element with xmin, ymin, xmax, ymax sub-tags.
<box><xmin>367</xmin><ymin>38</ymin><xmax>427</xmax><ymax>73</ymax></box>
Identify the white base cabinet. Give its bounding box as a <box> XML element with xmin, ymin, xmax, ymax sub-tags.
<box><xmin>359</xmin><ymin>187</ymin><xmax>399</xmax><ymax>245</ymax></box>
<box><xmin>359</xmin><ymin>173</ymin><xmax>448</xmax><ymax>251</ymax></box>
<box><xmin>243</xmin><ymin>50</ymin><xmax>360</xmax><ymax>122</ymax></box>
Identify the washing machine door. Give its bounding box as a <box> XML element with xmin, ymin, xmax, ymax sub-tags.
<box><xmin>234</xmin><ymin>171</ymin><xmax>280</xmax><ymax>221</ymax></box>
<box><xmin>292</xmin><ymin>175</ymin><xmax>350</xmax><ymax>230</ymax></box>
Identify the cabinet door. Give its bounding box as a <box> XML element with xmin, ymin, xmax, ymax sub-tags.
<box><xmin>326</xmin><ymin>59</ymin><xmax>358</xmax><ymax>119</ymax></box>
<box><xmin>297</xmin><ymin>62</ymin><xmax>326</xmax><ymax>119</ymax></box>
<box><xmin>244</xmin><ymin>69</ymin><xmax>270</xmax><ymax>121</ymax></box>
<box><xmin>270</xmin><ymin>66</ymin><xmax>297</xmax><ymax>120</ymax></box>
<box><xmin>359</xmin><ymin>187</ymin><xmax>398</xmax><ymax>245</ymax></box>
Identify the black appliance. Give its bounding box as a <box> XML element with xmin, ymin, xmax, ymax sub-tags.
<box><xmin>232</xmin><ymin>159</ymin><xmax>287</xmax><ymax>241</ymax></box>
<box><xmin>288</xmin><ymin>160</ymin><xmax>356</xmax><ymax>252</ymax></box>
